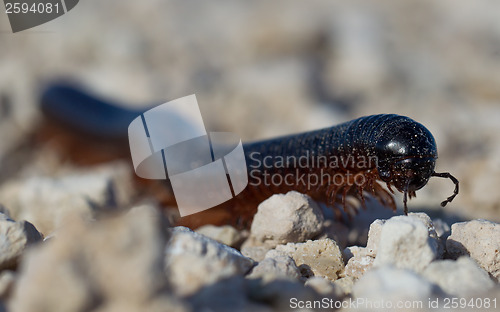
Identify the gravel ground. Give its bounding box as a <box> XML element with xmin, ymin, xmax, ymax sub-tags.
<box><xmin>0</xmin><ymin>1</ymin><xmax>499</xmax><ymax>311</ymax></box>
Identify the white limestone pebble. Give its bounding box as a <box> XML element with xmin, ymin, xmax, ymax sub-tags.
<box><xmin>275</xmin><ymin>238</ymin><xmax>344</xmax><ymax>281</ymax></box>
<box><xmin>166</xmin><ymin>226</ymin><xmax>254</xmax><ymax>296</ymax></box>
<box><xmin>446</xmin><ymin>219</ymin><xmax>500</xmax><ymax>282</ymax></box>
<box><xmin>250</xmin><ymin>191</ymin><xmax>324</xmax><ymax>246</ymax></box>
<box><xmin>373</xmin><ymin>215</ymin><xmax>439</xmax><ymax>272</ymax></box>
<box><xmin>195</xmin><ymin>224</ymin><xmax>245</xmax><ymax>248</ymax></box>
<box><xmin>422</xmin><ymin>256</ymin><xmax>495</xmax><ymax>297</ymax></box>
<box><xmin>352</xmin><ymin>266</ymin><xmax>439</xmax><ymax>311</ymax></box>
<box><xmin>0</xmin><ymin>213</ymin><xmax>43</xmax><ymax>270</ymax></box>
<box><xmin>246</xmin><ymin>249</ymin><xmax>301</xmax><ymax>280</ymax></box>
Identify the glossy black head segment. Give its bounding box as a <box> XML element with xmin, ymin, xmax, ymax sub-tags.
<box><xmin>375</xmin><ymin>117</ymin><xmax>437</xmax><ymax>185</ymax></box>
<box><xmin>374</xmin><ymin>116</ymin><xmax>440</xmax><ymax>214</ymax></box>
<box><xmin>375</xmin><ymin>116</ymin><xmax>438</xmax><ymax>164</ymax></box>
<box><xmin>389</xmin><ymin>157</ymin><xmax>436</xmax><ymax>193</ymax></box>
<box><xmin>373</xmin><ymin>115</ymin><xmax>459</xmax><ymax>214</ymax></box>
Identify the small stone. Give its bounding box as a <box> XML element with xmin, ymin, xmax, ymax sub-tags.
<box><xmin>240</xmin><ymin>234</ymin><xmax>274</xmax><ymax>261</ymax></box>
<box><xmin>332</xmin><ymin>276</ymin><xmax>355</xmax><ymax>297</ymax></box>
<box><xmin>304</xmin><ymin>276</ymin><xmax>336</xmax><ymax>296</ymax></box>
<box><xmin>446</xmin><ymin>219</ymin><xmax>500</xmax><ymax>281</ymax></box>
<box><xmin>353</xmin><ymin>266</ymin><xmax>439</xmax><ymax>307</ymax></box>
<box><xmin>341</xmin><ymin>220</ymin><xmax>384</xmax><ymax>279</ymax></box>
<box><xmin>166</xmin><ymin>226</ymin><xmax>254</xmax><ymax>296</ymax></box>
<box><xmin>345</xmin><ymin>255</ymin><xmax>375</xmax><ymax>280</ymax></box>
<box><xmin>422</xmin><ymin>256</ymin><xmax>495</xmax><ymax>297</ymax></box>
<box><xmin>195</xmin><ymin>224</ymin><xmax>245</xmax><ymax>248</ymax></box>
<box><xmin>250</xmin><ymin>191</ymin><xmax>324</xmax><ymax>247</ymax></box>
<box><xmin>246</xmin><ymin>250</ymin><xmax>300</xmax><ymax>280</ymax></box>
<box><xmin>373</xmin><ymin>215</ymin><xmax>439</xmax><ymax>272</ymax></box>
<box><xmin>275</xmin><ymin>238</ymin><xmax>344</xmax><ymax>281</ymax></box>
<box><xmin>0</xmin><ymin>213</ymin><xmax>43</xmax><ymax>270</ymax></box>
<box><xmin>408</xmin><ymin>212</ymin><xmax>443</xmax><ymax>257</ymax></box>
<box><xmin>240</xmin><ymin>244</ymin><xmax>270</xmax><ymax>262</ymax></box>
<box><xmin>305</xmin><ymin>275</ymin><xmax>353</xmax><ymax>299</ymax></box>
<box><xmin>365</xmin><ymin>219</ymin><xmax>386</xmax><ymax>256</ymax></box>
<box><xmin>9</xmin><ymin>205</ymin><xmax>184</xmax><ymax>312</ymax></box>
<box><xmin>343</xmin><ymin>246</ymin><xmax>368</xmax><ymax>262</ymax></box>
<box><xmin>0</xmin><ymin>162</ymin><xmax>134</xmax><ymax>235</ymax></box>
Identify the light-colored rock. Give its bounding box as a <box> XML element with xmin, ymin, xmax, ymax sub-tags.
<box><xmin>250</xmin><ymin>191</ymin><xmax>324</xmax><ymax>247</ymax></box>
<box><xmin>353</xmin><ymin>266</ymin><xmax>438</xmax><ymax>311</ymax></box>
<box><xmin>0</xmin><ymin>162</ymin><xmax>134</xmax><ymax>235</ymax></box>
<box><xmin>365</xmin><ymin>219</ymin><xmax>386</xmax><ymax>256</ymax></box>
<box><xmin>341</xmin><ymin>219</ymin><xmax>385</xmax><ymax>279</ymax></box>
<box><xmin>345</xmin><ymin>214</ymin><xmax>442</xmax><ymax>277</ymax></box>
<box><xmin>166</xmin><ymin>226</ymin><xmax>254</xmax><ymax>296</ymax></box>
<box><xmin>332</xmin><ymin>276</ymin><xmax>355</xmax><ymax>297</ymax></box>
<box><xmin>343</xmin><ymin>246</ymin><xmax>368</xmax><ymax>262</ymax></box>
<box><xmin>408</xmin><ymin>212</ymin><xmax>443</xmax><ymax>257</ymax></box>
<box><xmin>246</xmin><ymin>250</ymin><xmax>300</xmax><ymax>281</ymax></box>
<box><xmin>240</xmin><ymin>191</ymin><xmax>326</xmax><ymax>261</ymax></box>
<box><xmin>345</xmin><ymin>255</ymin><xmax>374</xmax><ymax>280</ymax></box>
<box><xmin>422</xmin><ymin>256</ymin><xmax>495</xmax><ymax>297</ymax></box>
<box><xmin>240</xmin><ymin>243</ymin><xmax>270</xmax><ymax>262</ymax></box>
<box><xmin>196</xmin><ymin>224</ymin><xmax>245</xmax><ymax>247</ymax></box>
<box><xmin>0</xmin><ymin>213</ymin><xmax>43</xmax><ymax>270</ymax></box>
<box><xmin>365</xmin><ymin>214</ymin><xmax>442</xmax><ymax>259</ymax></box>
<box><xmin>9</xmin><ymin>205</ymin><xmax>187</xmax><ymax>312</ymax></box>
<box><xmin>305</xmin><ymin>276</ymin><xmax>336</xmax><ymax>296</ymax></box>
<box><xmin>305</xmin><ymin>275</ymin><xmax>353</xmax><ymax>299</ymax></box>
<box><xmin>276</xmin><ymin>238</ymin><xmax>344</xmax><ymax>281</ymax></box>
<box><xmin>446</xmin><ymin>219</ymin><xmax>500</xmax><ymax>281</ymax></box>
<box><xmin>373</xmin><ymin>215</ymin><xmax>439</xmax><ymax>272</ymax></box>
<box><xmin>407</xmin><ymin>213</ymin><xmax>438</xmax><ymax>236</ymax></box>
<box><xmin>345</xmin><ymin>214</ymin><xmax>441</xmax><ymax>279</ymax></box>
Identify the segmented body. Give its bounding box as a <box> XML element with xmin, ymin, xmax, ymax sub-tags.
<box><xmin>181</xmin><ymin>114</ymin><xmax>456</xmax><ymax>228</ymax></box>
<box><xmin>40</xmin><ymin>84</ymin><xmax>458</xmax><ymax>229</ymax></box>
<box><xmin>241</xmin><ymin>115</ymin><xmax>401</xmax><ymax>218</ymax></box>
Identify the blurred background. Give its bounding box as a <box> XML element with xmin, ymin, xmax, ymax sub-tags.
<box><xmin>0</xmin><ymin>0</ymin><xmax>499</xmax><ymax>224</ymax></box>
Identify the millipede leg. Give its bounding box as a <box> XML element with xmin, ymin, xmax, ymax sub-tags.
<box><xmin>431</xmin><ymin>172</ymin><xmax>459</xmax><ymax>207</ymax></box>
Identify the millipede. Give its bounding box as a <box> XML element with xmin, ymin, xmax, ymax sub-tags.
<box><xmin>239</xmin><ymin>114</ymin><xmax>459</xmax><ymax>219</ymax></box>
<box><xmin>40</xmin><ymin>84</ymin><xmax>459</xmax><ymax>228</ymax></box>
